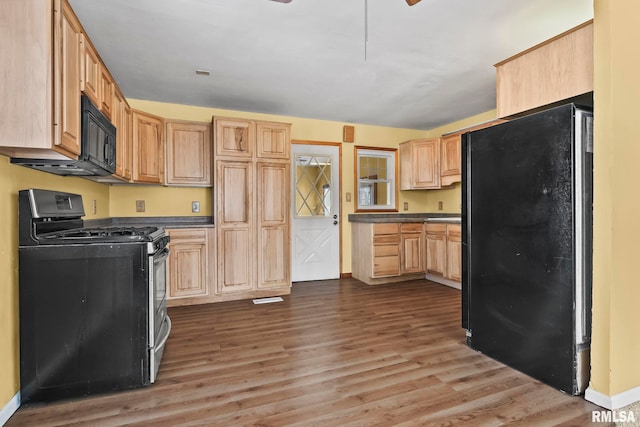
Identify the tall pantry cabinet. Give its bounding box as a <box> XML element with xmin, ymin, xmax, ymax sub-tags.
<box><xmin>213</xmin><ymin>117</ymin><xmax>292</xmax><ymax>298</ymax></box>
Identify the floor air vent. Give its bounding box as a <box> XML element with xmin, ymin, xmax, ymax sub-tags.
<box><xmin>252</xmin><ymin>297</ymin><xmax>284</xmax><ymax>304</ymax></box>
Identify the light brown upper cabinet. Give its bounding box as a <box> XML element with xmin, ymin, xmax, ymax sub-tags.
<box><xmin>399</xmin><ymin>138</ymin><xmax>440</xmax><ymax>190</ymax></box>
<box><xmin>100</xmin><ymin>67</ymin><xmax>114</xmax><ymax>120</ymax></box>
<box><xmin>112</xmin><ymin>88</ymin><xmax>132</xmax><ymax>181</ymax></box>
<box><xmin>495</xmin><ymin>20</ymin><xmax>593</xmax><ymax>118</ymax></box>
<box><xmin>81</xmin><ymin>30</ymin><xmax>115</xmax><ymax>121</ymax></box>
<box><xmin>132</xmin><ymin>110</ymin><xmax>165</xmax><ymax>184</ymax></box>
<box><xmin>165</xmin><ymin>120</ymin><xmax>212</xmax><ymax>186</ymax></box>
<box><xmin>440</xmin><ymin>133</ymin><xmax>461</xmax><ymax>187</ymax></box>
<box><xmin>256</xmin><ymin>122</ymin><xmax>290</xmax><ymax>159</ymax></box>
<box><xmin>81</xmin><ymin>34</ymin><xmax>101</xmax><ymax>107</ymax></box>
<box><xmin>0</xmin><ymin>0</ymin><xmax>83</xmax><ymax>160</ymax></box>
<box><xmin>214</xmin><ymin>118</ymin><xmax>255</xmax><ymax>158</ymax></box>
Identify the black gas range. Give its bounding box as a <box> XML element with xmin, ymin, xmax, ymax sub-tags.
<box><xmin>18</xmin><ymin>189</ymin><xmax>171</xmax><ymax>404</ymax></box>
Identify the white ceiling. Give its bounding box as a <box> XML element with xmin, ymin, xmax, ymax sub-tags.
<box><xmin>68</xmin><ymin>0</ymin><xmax>593</xmax><ymax>131</ymax></box>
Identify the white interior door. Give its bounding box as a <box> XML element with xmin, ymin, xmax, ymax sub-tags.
<box><xmin>291</xmin><ymin>144</ymin><xmax>340</xmax><ymax>281</ymax></box>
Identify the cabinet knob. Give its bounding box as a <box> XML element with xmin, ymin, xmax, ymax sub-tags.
<box><xmin>333</xmin><ymin>220</ymin><xmax>338</xmax><ymax>225</ymax></box>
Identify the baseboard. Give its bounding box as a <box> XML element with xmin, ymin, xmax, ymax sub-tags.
<box><xmin>424</xmin><ymin>273</ymin><xmax>461</xmax><ymax>290</ymax></box>
<box><xmin>585</xmin><ymin>385</ymin><xmax>640</xmax><ymax>410</ymax></box>
<box><xmin>340</xmin><ymin>273</ymin><xmax>352</xmax><ymax>279</ymax></box>
<box><xmin>0</xmin><ymin>392</ymin><xmax>20</xmax><ymax>426</ymax></box>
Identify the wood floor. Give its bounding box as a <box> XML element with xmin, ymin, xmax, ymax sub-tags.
<box><xmin>7</xmin><ymin>278</ymin><xmax>608</xmax><ymax>426</ymax></box>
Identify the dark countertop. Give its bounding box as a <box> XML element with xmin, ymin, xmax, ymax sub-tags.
<box><xmin>348</xmin><ymin>213</ymin><xmax>461</xmax><ymax>223</ymax></box>
<box><xmin>85</xmin><ymin>216</ymin><xmax>214</xmax><ymax>229</ymax></box>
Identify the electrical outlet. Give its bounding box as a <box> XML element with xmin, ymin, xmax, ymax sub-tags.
<box><xmin>192</xmin><ymin>201</ymin><xmax>200</xmax><ymax>213</ymax></box>
<box><xmin>92</xmin><ymin>200</ymin><xmax>97</xmax><ymax>215</ymax></box>
<box><xmin>403</xmin><ymin>202</ymin><xmax>409</xmax><ymax>211</ymax></box>
<box><xmin>346</xmin><ymin>192</ymin><xmax>351</xmax><ymax>202</ymax></box>
<box><xmin>136</xmin><ymin>200</ymin><xmax>145</xmax><ymax>212</ymax></box>
<box><xmin>438</xmin><ymin>201</ymin><xmax>443</xmax><ymax>211</ymax></box>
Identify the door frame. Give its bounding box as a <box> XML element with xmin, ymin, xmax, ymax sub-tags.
<box><xmin>291</xmin><ymin>140</ymin><xmax>343</xmax><ymax>280</ymax></box>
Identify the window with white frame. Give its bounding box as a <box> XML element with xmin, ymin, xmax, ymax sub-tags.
<box><xmin>355</xmin><ymin>146</ymin><xmax>397</xmax><ymax>211</ymax></box>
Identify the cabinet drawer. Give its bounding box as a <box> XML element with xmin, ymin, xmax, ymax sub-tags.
<box><xmin>425</xmin><ymin>223</ymin><xmax>447</xmax><ymax>234</ymax></box>
<box><xmin>374</xmin><ymin>244</ymin><xmax>399</xmax><ymax>257</ymax></box>
<box><xmin>400</xmin><ymin>223</ymin><xmax>423</xmax><ymax>233</ymax></box>
<box><xmin>374</xmin><ymin>234</ymin><xmax>400</xmax><ymax>245</ymax></box>
<box><xmin>373</xmin><ymin>255</ymin><xmax>400</xmax><ymax>277</ymax></box>
<box><xmin>167</xmin><ymin>228</ymin><xmax>208</xmax><ymax>243</ymax></box>
<box><xmin>373</xmin><ymin>223</ymin><xmax>400</xmax><ymax>235</ymax></box>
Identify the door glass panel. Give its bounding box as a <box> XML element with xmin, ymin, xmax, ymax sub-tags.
<box><xmin>295</xmin><ymin>155</ymin><xmax>332</xmax><ymax>217</ymax></box>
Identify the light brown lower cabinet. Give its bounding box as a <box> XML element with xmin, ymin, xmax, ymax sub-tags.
<box><xmin>352</xmin><ymin>221</ymin><xmax>426</xmax><ymax>285</ymax></box>
<box><xmin>425</xmin><ymin>223</ymin><xmax>462</xmax><ymax>286</ymax></box>
<box><xmin>166</xmin><ymin>227</ymin><xmax>216</xmax><ymax>307</ymax></box>
<box><xmin>400</xmin><ymin>223</ymin><xmax>424</xmax><ymax>274</ymax></box>
<box><xmin>445</xmin><ymin>225</ymin><xmax>462</xmax><ymax>281</ymax></box>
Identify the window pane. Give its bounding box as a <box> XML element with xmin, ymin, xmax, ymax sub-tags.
<box><xmin>295</xmin><ymin>155</ymin><xmax>333</xmax><ymax>217</ymax></box>
<box><xmin>354</xmin><ymin>147</ymin><xmax>397</xmax><ymax>211</ymax></box>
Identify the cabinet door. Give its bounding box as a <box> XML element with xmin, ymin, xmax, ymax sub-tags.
<box><xmin>425</xmin><ymin>224</ymin><xmax>446</xmax><ymax>276</ymax></box>
<box><xmin>132</xmin><ymin>110</ymin><xmax>164</xmax><ymax>184</ymax></box>
<box><xmin>401</xmin><ymin>225</ymin><xmax>424</xmax><ymax>274</ymax></box>
<box><xmin>216</xmin><ymin>161</ymin><xmax>254</xmax><ymax>293</ymax></box>
<box><xmin>100</xmin><ymin>67</ymin><xmax>113</xmax><ymax>120</ymax></box>
<box><xmin>440</xmin><ymin>133</ymin><xmax>461</xmax><ymax>186</ymax></box>
<box><xmin>166</xmin><ymin>121</ymin><xmax>212</xmax><ymax>186</ymax></box>
<box><xmin>81</xmin><ymin>34</ymin><xmax>100</xmax><ymax>107</ymax></box>
<box><xmin>256</xmin><ymin>122</ymin><xmax>290</xmax><ymax>159</ymax></box>
<box><xmin>412</xmin><ymin>139</ymin><xmax>440</xmax><ymax>189</ymax></box>
<box><xmin>214</xmin><ymin>118</ymin><xmax>254</xmax><ymax>158</ymax></box>
<box><xmin>167</xmin><ymin>229</ymin><xmax>209</xmax><ymax>299</ymax></box>
<box><xmin>257</xmin><ymin>162</ymin><xmax>290</xmax><ymax>289</ymax></box>
<box><xmin>114</xmin><ymin>89</ymin><xmax>133</xmax><ymax>180</ymax></box>
<box><xmin>445</xmin><ymin>225</ymin><xmax>462</xmax><ymax>281</ymax></box>
<box><xmin>399</xmin><ymin>139</ymin><xmax>440</xmax><ymax>190</ymax></box>
<box><xmin>54</xmin><ymin>0</ymin><xmax>82</xmax><ymax>157</ymax></box>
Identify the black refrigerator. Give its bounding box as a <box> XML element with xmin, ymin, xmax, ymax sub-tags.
<box><xmin>461</xmin><ymin>103</ymin><xmax>593</xmax><ymax>395</ymax></box>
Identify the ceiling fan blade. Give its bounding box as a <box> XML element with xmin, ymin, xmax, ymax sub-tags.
<box><xmin>270</xmin><ymin>0</ymin><xmax>292</xmax><ymax>3</ymax></box>
<box><xmin>406</xmin><ymin>0</ymin><xmax>421</xmax><ymax>5</ymax></box>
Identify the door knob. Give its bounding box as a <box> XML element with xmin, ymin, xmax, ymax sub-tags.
<box><xmin>333</xmin><ymin>220</ymin><xmax>338</xmax><ymax>225</ymax></box>
<box><xmin>333</xmin><ymin>214</ymin><xmax>338</xmax><ymax>219</ymax></box>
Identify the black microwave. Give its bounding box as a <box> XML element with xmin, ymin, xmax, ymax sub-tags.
<box><xmin>11</xmin><ymin>95</ymin><xmax>116</xmax><ymax>176</ymax></box>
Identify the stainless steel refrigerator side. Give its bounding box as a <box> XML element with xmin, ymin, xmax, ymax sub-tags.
<box><xmin>461</xmin><ymin>132</ymin><xmax>471</xmax><ymax>335</ymax></box>
<box><xmin>574</xmin><ymin>107</ymin><xmax>594</xmax><ymax>394</ymax></box>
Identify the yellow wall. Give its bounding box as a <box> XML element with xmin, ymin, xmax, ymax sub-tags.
<box><xmin>0</xmin><ymin>156</ymin><xmax>108</xmax><ymax>407</ymax></box>
<box><xmin>590</xmin><ymin>0</ymin><xmax>640</xmax><ymax>397</ymax></box>
<box><xmin>109</xmin><ymin>186</ymin><xmax>212</xmax><ymax>217</ymax></box>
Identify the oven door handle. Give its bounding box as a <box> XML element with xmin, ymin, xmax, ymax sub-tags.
<box><xmin>155</xmin><ymin>315</ymin><xmax>172</xmax><ymax>351</ymax></box>
<box><xmin>154</xmin><ymin>247</ymin><xmax>170</xmax><ymax>263</ymax></box>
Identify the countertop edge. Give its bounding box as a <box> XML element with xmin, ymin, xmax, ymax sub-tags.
<box><xmin>348</xmin><ymin>213</ymin><xmax>461</xmax><ymax>223</ymax></box>
<box><xmin>85</xmin><ymin>216</ymin><xmax>215</xmax><ymax>228</ymax></box>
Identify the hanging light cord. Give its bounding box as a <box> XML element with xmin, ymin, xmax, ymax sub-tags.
<box><xmin>364</xmin><ymin>0</ymin><xmax>368</xmax><ymax>61</ymax></box>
